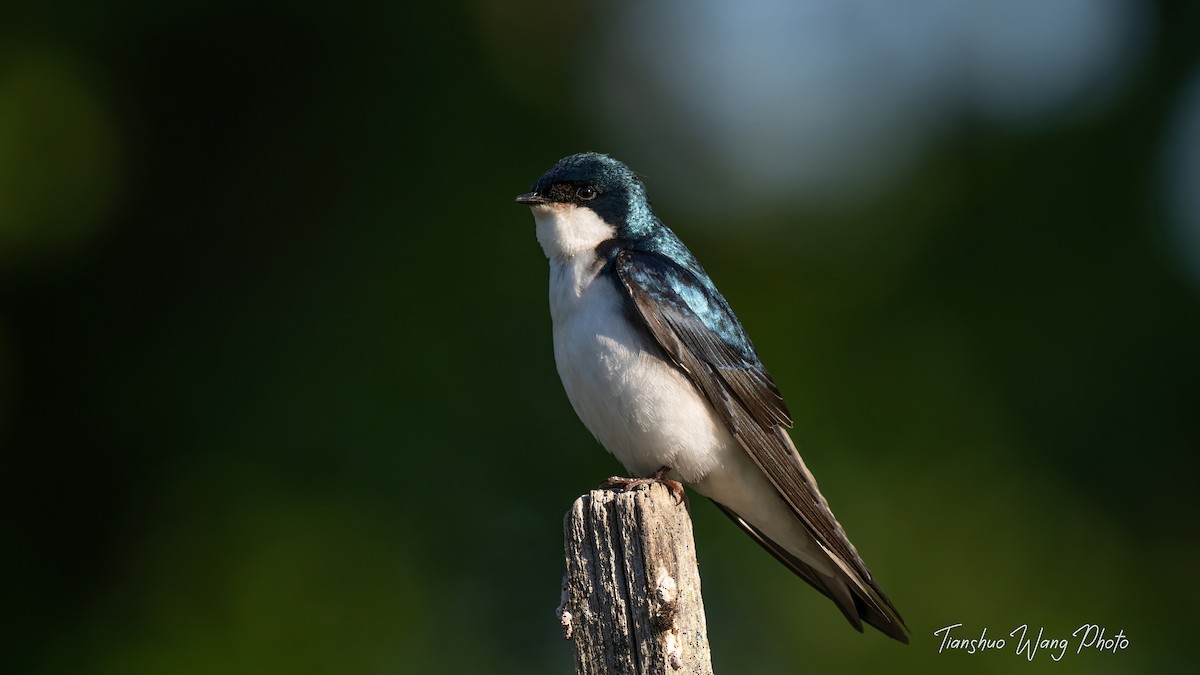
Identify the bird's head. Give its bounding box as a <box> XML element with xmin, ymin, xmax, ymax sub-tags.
<box><xmin>517</xmin><ymin>153</ymin><xmax>658</xmax><ymax>262</ymax></box>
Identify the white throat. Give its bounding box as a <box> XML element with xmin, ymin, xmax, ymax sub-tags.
<box><xmin>531</xmin><ymin>204</ymin><xmax>617</xmax><ymax>263</ymax></box>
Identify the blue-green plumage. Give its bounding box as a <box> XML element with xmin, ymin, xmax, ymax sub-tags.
<box><xmin>526</xmin><ymin>152</ymin><xmax>766</xmax><ymax>371</ymax></box>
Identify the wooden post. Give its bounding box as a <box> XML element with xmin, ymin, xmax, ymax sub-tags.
<box><xmin>557</xmin><ymin>483</ymin><xmax>715</xmax><ymax>675</ymax></box>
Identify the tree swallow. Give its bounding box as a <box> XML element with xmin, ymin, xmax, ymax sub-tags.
<box><xmin>517</xmin><ymin>152</ymin><xmax>908</xmax><ymax>643</ymax></box>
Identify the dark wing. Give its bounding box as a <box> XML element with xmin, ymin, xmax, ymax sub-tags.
<box><xmin>613</xmin><ymin>248</ymin><xmax>908</xmax><ymax>643</ymax></box>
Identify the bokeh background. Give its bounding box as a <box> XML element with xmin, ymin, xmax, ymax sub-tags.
<box><xmin>3</xmin><ymin>1</ymin><xmax>1199</xmax><ymax>673</ymax></box>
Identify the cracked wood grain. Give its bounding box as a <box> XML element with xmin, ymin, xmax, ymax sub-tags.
<box><xmin>558</xmin><ymin>484</ymin><xmax>714</xmax><ymax>675</ymax></box>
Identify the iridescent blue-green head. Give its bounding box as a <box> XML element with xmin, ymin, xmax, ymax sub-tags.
<box><xmin>516</xmin><ymin>152</ymin><xmax>659</xmax><ymax>243</ymax></box>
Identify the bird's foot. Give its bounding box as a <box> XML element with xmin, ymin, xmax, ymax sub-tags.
<box><xmin>601</xmin><ymin>466</ymin><xmax>685</xmax><ymax>505</ymax></box>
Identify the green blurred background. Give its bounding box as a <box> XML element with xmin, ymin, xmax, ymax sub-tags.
<box><xmin>3</xmin><ymin>1</ymin><xmax>1198</xmax><ymax>673</ymax></box>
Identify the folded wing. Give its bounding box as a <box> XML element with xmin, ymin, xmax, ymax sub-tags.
<box><xmin>613</xmin><ymin>248</ymin><xmax>908</xmax><ymax>643</ymax></box>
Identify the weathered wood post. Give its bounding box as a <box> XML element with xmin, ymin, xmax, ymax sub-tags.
<box><xmin>557</xmin><ymin>483</ymin><xmax>715</xmax><ymax>675</ymax></box>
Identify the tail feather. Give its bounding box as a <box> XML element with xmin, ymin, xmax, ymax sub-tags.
<box><xmin>712</xmin><ymin>501</ymin><xmax>909</xmax><ymax>644</ymax></box>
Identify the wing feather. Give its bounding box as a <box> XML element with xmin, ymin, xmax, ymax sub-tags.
<box><xmin>613</xmin><ymin>248</ymin><xmax>907</xmax><ymax>641</ymax></box>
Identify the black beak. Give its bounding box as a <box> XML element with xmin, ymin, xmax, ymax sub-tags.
<box><xmin>516</xmin><ymin>192</ymin><xmax>550</xmax><ymax>205</ymax></box>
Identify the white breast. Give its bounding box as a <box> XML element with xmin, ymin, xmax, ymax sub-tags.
<box><xmin>531</xmin><ymin>203</ymin><xmax>733</xmax><ymax>481</ymax></box>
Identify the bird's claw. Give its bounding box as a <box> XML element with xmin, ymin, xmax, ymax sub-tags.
<box><xmin>601</xmin><ymin>466</ymin><xmax>686</xmax><ymax>505</ymax></box>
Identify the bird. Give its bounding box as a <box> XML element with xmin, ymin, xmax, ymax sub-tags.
<box><xmin>516</xmin><ymin>152</ymin><xmax>908</xmax><ymax>643</ymax></box>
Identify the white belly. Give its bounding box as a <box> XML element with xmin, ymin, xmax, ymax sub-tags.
<box><xmin>546</xmin><ymin>254</ymin><xmax>826</xmax><ymax>572</ymax></box>
<box><xmin>548</xmin><ymin>257</ymin><xmax>734</xmax><ymax>482</ymax></box>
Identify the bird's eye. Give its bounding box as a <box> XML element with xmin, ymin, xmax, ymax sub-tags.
<box><xmin>577</xmin><ymin>185</ymin><xmax>597</xmax><ymax>201</ymax></box>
